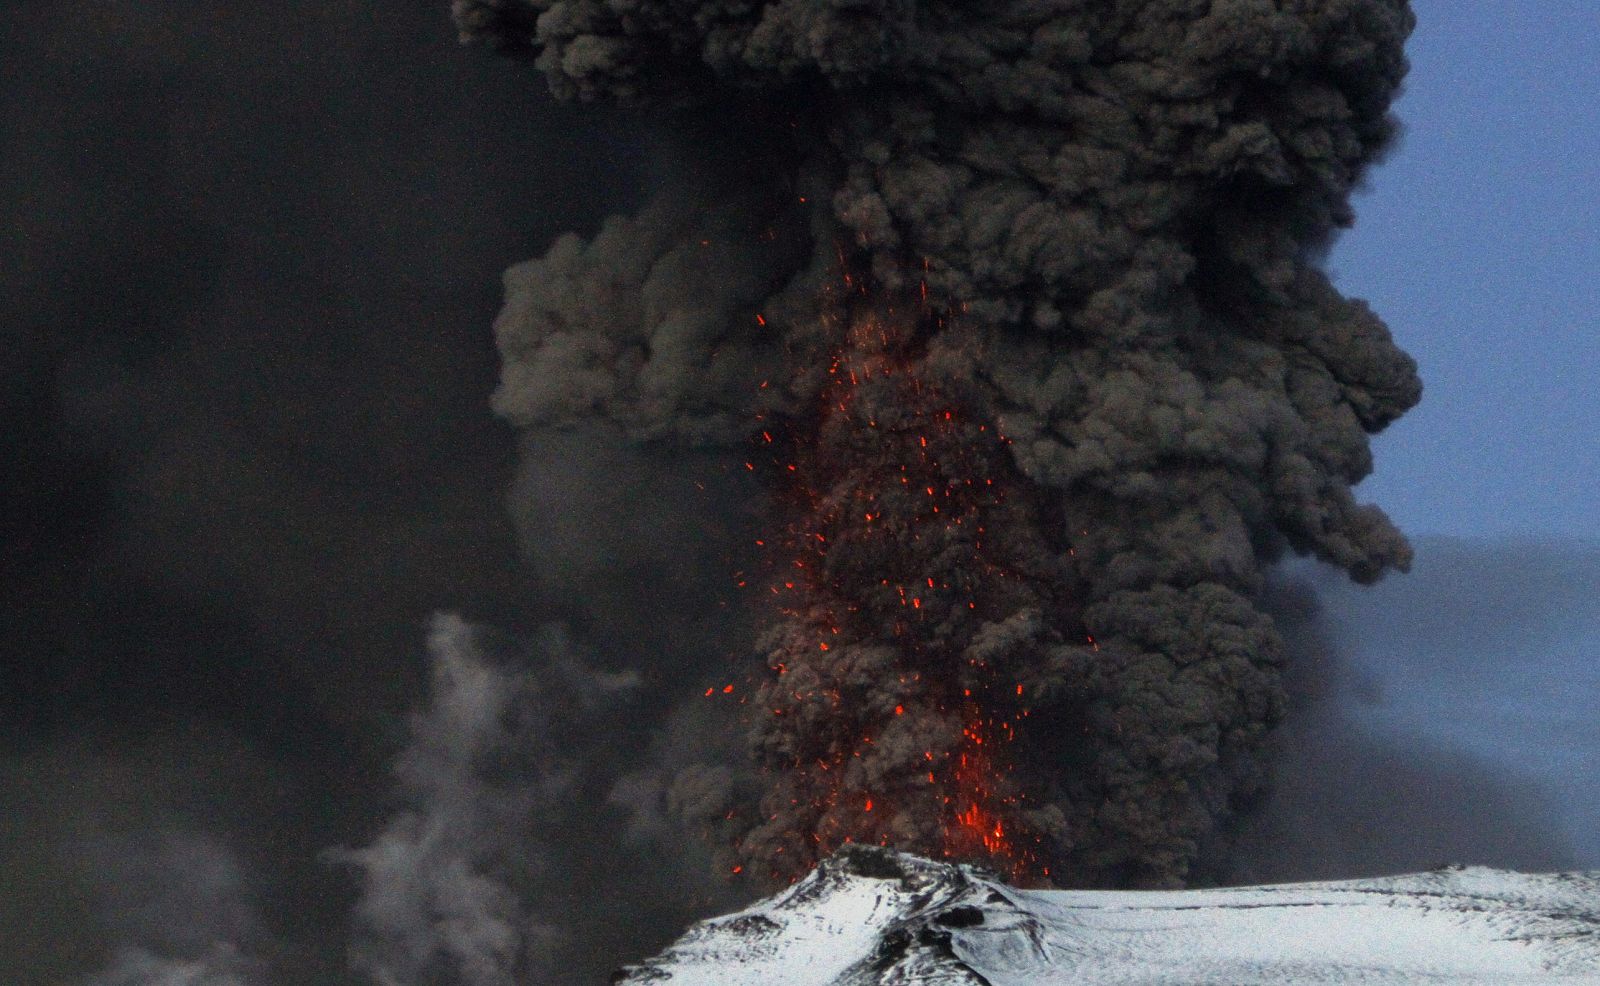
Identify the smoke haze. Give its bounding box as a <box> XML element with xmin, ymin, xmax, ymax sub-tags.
<box><xmin>1213</xmin><ymin>573</ymin><xmax>1578</xmax><ymax>884</ymax></box>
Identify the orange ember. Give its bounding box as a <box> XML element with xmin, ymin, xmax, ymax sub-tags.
<box><xmin>730</xmin><ymin>264</ymin><xmax>1081</xmax><ymax>886</ymax></box>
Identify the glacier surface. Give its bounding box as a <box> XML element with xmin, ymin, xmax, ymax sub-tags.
<box><xmin>616</xmin><ymin>846</ymin><xmax>1600</xmax><ymax>985</ymax></box>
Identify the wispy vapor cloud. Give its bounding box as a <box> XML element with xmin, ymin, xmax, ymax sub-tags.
<box><xmin>82</xmin><ymin>946</ymin><xmax>258</xmax><ymax>986</ymax></box>
<box><xmin>339</xmin><ymin>614</ymin><xmax>636</xmax><ymax>986</ymax></box>
<box><xmin>75</xmin><ymin>830</ymin><xmax>268</xmax><ymax>986</ymax></box>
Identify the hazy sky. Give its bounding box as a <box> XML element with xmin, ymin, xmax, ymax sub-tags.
<box><xmin>1334</xmin><ymin>0</ymin><xmax>1600</xmax><ymax>539</ymax></box>
<box><xmin>1318</xmin><ymin>0</ymin><xmax>1600</xmax><ymax>873</ymax></box>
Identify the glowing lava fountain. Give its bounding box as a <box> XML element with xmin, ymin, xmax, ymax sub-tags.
<box><xmin>736</xmin><ymin>275</ymin><xmax>1088</xmax><ymax>884</ymax></box>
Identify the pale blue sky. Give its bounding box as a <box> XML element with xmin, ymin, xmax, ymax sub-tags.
<box><xmin>1315</xmin><ymin>3</ymin><xmax>1599</xmax><ymax>869</ymax></box>
<box><xmin>1333</xmin><ymin>0</ymin><xmax>1600</xmax><ymax>539</ymax></box>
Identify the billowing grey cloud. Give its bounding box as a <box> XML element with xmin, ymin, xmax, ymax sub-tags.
<box><xmin>462</xmin><ymin>0</ymin><xmax>1422</xmax><ymax>888</ymax></box>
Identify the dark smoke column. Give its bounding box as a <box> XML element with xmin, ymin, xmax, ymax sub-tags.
<box><xmin>466</xmin><ymin>0</ymin><xmax>1421</xmax><ymax>887</ymax></box>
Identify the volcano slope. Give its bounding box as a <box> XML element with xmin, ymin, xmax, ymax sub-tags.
<box><xmin>615</xmin><ymin>846</ymin><xmax>1600</xmax><ymax>985</ymax></box>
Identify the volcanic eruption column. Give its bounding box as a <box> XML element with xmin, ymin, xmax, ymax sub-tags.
<box><xmin>464</xmin><ymin>0</ymin><xmax>1421</xmax><ymax>888</ymax></box>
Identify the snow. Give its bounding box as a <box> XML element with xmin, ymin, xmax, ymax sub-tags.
<box><xmin>615</xmin><ymin>848</ymin><xmax>1600</xmax><ymax>985</ymax></box>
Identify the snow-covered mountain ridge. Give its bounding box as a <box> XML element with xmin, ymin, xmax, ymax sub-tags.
<box><xmin>615</xmin><ymin>846</ymin><xmax>1600</xmax><ymax>984</ymax></box>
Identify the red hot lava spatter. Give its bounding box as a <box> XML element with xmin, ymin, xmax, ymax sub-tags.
<box><xmin>736</xmin><ymin>279</ymin><xmax>1078</xmax><ymax>885</ymax></box>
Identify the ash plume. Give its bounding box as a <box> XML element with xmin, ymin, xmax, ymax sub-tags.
<box><xmin>467</xmin><ymin>0</ymin><xmax>1420</xmax><ymax>883</ymax></box>
<box><xmin>466</xmin><ymin>0</ymin><xmax>1421</xmax><ymax>888</ymax></box>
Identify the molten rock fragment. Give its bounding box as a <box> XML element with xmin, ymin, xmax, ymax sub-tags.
<box><xmin>466</xmin><ymin>0</ymin><xmax>1421</xmax><ymax>886</ymax></box>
